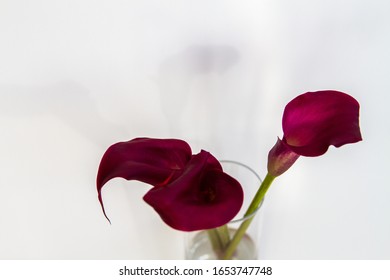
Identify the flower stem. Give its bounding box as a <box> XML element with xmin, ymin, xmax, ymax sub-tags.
<box><xmin>222</xmin><ymin>172</ymin><xmax>275</xmax><ymax>259</ymax></box>
<box><xmin>207</xmin><ymin>225</ymin><xmax>231</xmax><ymax>258</ymax></box>
<box><xmin>216</xmin><ymin>225</ymin><xmax>231</xmax><ymax>247</ymax></box>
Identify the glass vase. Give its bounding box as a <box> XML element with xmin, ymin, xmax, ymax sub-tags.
<box><xmin>185</xmin><ymin>160</ymin><xmax>263</xmax><ymax>260</ymax></box>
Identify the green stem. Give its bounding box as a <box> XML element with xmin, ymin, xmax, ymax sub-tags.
<box><xmin>222</xmin><ymin>173</ymin><xmax>275</xmax><ymax>260</ymax></box>
<box><xmin>207</xmin><ymin>225</ymin><xmax>231</xmax><ymax>258</ymax></box>
<box><xmin>216</xmin><ymin>225</ymin><xmax>231</xmax><ymax>248</ymax></box>
<box><xmin>207</xmin><ymin>229</ymin><xmax>222</xmax><ymax>252</ymax></box>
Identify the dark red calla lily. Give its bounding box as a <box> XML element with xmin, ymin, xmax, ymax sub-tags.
<box><xmin>96</xmin><ymin>138</ymin><xmax>243</xmax><ymax>231</ymax></box>
<box><xmin>144</xmin><ymin>150</ymin><xmax>243</xmax><ymax>231</ymax></box>
<box><xmin>268</xmin><ymin>90</ymin><xmax>362</xmax><ymax>177</ymax></box>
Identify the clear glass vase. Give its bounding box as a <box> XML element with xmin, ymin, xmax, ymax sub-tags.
<box><xmin>185</xmin><ymin>160</ymin><xmax>263</xmax><ymax>260</ymax></box>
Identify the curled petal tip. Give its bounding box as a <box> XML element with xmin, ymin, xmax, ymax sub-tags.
<box><xmin>96</xmin><ymin>138</ymin><xmax>192</xmax><ymax>224</ymax></box>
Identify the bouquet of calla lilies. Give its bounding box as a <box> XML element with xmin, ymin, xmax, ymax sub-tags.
<box><xmin>97</xmin><ymin>90</ymin><xmax>362</xmax><ymax>259</ymax></box>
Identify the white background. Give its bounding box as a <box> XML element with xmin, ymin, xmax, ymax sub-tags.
<box><xmin>0</xmin><ymin>0</ymin><xmax>389</xmax><ymax>259</ymax></box>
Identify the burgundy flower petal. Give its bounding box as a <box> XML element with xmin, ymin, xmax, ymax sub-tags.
<box><xmin>143</xmin><ymin>150</ymin><xmax>244</xmax><ymax>231</ymax></box>
<box><xmin>282</xmin><ymin>90</ymin><xmax>362</xmax><ymax>156</ymax></box>
<box><xmin>96</xmin><ymin>138</ymin><xmax>192</xmax><ymax>221</ymax></box>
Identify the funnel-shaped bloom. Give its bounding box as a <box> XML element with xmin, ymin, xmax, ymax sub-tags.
<box><xmin>268</xmin><ymin>90</ymin><xmax>362</xmax><ymax>177</ymax></box>
<box><xmin>97</xmin><ymin>138</ymin><xmax>243</xmax><ymax>231</ymax></box>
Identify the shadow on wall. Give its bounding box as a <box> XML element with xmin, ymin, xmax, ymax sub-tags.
<box><xmin>0</xmin><ymin>81</ymin><xmax>126</xmax><ymax>146</ymax></box>
<box><xmin>155</xmin><ymin>44</ymin><xmax>265</xmax><ymax>158</ymax></box>
<box><xmin>156</xmin><ymin>45</ymin><xmax>240</xmax><ymax>145</ymax></box>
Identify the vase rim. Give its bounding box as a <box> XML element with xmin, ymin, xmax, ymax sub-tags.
<box><xmin>219</xmin><ymin>160</ymin><xmax>263</xmax><ymax>224</ymax></box>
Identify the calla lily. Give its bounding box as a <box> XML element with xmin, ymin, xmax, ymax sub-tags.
<box><xmin>144</xmin><ymin>150</ymin><xmax>243</xmax><ymax>231</ymax></box>
<box><xmin>267</xmin><ymin>90</ymin><xmax>362</xmax><ymax>177</ymax></box>
<box><xmin>96</xmin><ymin>137</ymin><xmax>243</xmax><ymax>231</ymax></box>
<box><xmin>224</xmin><ymin>90</ymin><xmax>362</xmax><ymax>259</ymax></box>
